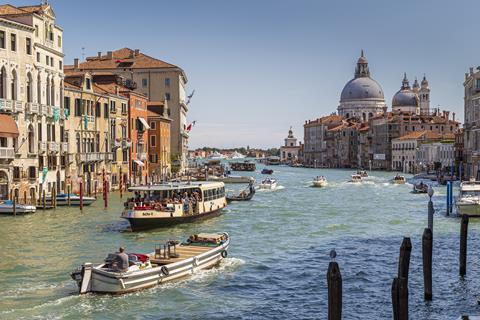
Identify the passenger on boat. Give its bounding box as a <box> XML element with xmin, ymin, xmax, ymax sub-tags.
<box><xmin>113</xmin><ymin>247</ymin><xmax>129</xmax><ymax>272</ymax></box>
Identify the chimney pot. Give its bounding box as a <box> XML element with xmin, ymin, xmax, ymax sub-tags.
<box><xmin>134</xmin><ymin>49</ymin><xmax>140</xmax><ymax>56</ymax></box>
<box><xmin>74</xmin><ymin>58</ymin><xmax>79</xmax><ymax>69</ymax></box>
<box><xmin>107</xmin><ymin>51</ymin><xmax>113</xmax><ymax>59</ymax></box>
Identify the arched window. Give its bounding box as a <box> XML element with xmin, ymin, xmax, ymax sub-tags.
<box><xmin>10</xmin><ymin>69</ymin><xmax>17</xmax><ymax>100</ymax></box>
<box><xmin>46</xmin><ymin>76</ymin><xmax>50</xmax><ymax>105</ymax></box>
<box><xmin>28</xmin><ymin>124</ymin><xmax>35</xmax><ymax>153</ymax></box>
<box><xmin>0</xmin><ymin>66</ymin><xmax>5</xmax><ymax>99</ymax></box>
<box><xmin>76</xmin><ymin>133</ymin><xmax>80</xmax><ymax>153</ymax></box>
<box><xmin>50</xmin><ymin>78</ymin><xmax>55</xmax><ymax>106</ymax></box>
<box><xmin>346</xmin><ymin>113</ymin><xmax>350</xmax><ymax>118</ymax></box>
<box><xmin>26</xmin><ymin>72</ymin><xmax>33</xmax><ymax>103</ymax></box>
<box><xmin>37</xmin><ymin>73</ymin><xmax>42</xmax><ymax>104</ymax></box>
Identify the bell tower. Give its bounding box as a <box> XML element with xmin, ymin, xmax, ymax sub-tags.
<box><xmin>419</xmin><ymin>75</ymin><xmax>430</xmax><ymax>115</ymax></box>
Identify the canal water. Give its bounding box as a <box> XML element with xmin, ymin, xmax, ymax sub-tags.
<box><xmin>1</xmin><ymin>166</ymin><xmax>479</xmax><ymax>319</ymax></box>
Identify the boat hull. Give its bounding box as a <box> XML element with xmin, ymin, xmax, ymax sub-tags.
<box><xmin>456</xmin><ymin>203</ymin><xmax>480</xmax><ymax>216</ymax></box>
<box><xmin>46</xmin><ymin>196</ymin><xmax>96</xmax><ymax>206</ymax></box>
<box><xmin>72</xmin><ymin>237</ymin><xmax>229</xmax><ymax>294</ymax></box>
<box><xmin>0</xmin><ymin>204</ymin><xmax>36</xmax><ymax>214</ymax></box>
<box><xmin>125</xmin><ymin>208</ymin><xmax>224</xmax><ymax>231</ymax></box>
<box><xmin>312</xmin><ymin>181</ymin><xmax>328</xmax><ymax>187</ymax></box>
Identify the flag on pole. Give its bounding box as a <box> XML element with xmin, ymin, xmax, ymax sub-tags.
<box><xmin>186</xmin><ymin>121</ymin><xmax>196</xmax><ymax>132</ymax></box>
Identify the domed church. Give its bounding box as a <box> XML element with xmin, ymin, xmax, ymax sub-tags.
<box><xmin>338</xmin><ymin>51</ymin><xmax>387</xmax><ymax>121</ymax></box>
<box><xmin>391</xmin><ymin>73</ymin><xmax>430</xmax><ymax>115</ymax></box>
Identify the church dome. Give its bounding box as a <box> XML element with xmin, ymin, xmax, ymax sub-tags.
<box><xmin>392</xmin><ymin>73</ymin><xmax>418</xmax><ymax>107</ymax></box>
<box><xmin>340</xmin><ymin>77</ymin><xmax>385</xmax><ymax>101</ymax></box>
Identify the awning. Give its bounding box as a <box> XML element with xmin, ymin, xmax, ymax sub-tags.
<box><xmin>0</xmin><ymin>115</ymin><xmax>19</xmax><ymax>138</ymax></box>
<box><xmin>138</xmin><ymin>117</ymin><xmax>151</xmax><ymax>130</ymax></box>
<box><xmin>134</xmin><ymin>159</ymin><xmax>145</xmax><ymax>167</ymax></box>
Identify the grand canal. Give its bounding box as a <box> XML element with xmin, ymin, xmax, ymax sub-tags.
<box><xmin>1</xmin><ymin>166</ymin><xmax>479</xmax><ymax>319</ymax></box>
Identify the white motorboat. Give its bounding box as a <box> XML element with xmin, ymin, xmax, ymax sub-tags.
<box><xmin>392</xmin><ymin>175</ymin><xmax>406</xmax><ymax>184</ymax></box>
<box><xmin>259</xmin><ymin>178</ymin><xmax>277</xmax><ymax>189</ymax></box>
<box><xmin>208</xmin><ymin>151</ymin><xmax>226</xmax><ymax>160</ymax></box>
<box><xmin>456</xmin><ymin>180</ymin><xmax>480</xmax><ymax>216</ymax></box>
<box><xmin>350</xmin><ymin>174</ymin><xmax>362</xmax><ymax>183</ymax></box>
<box><xmin>0</xmin><ymin>200</ymin><xmax>36</xmax><ymax>214</ymax></box>
<box><xmin>45</xmin><ymin>193</ymin><xmax>96</xmax><ymax>206</ymax></box>
<box><xmin>71</xmin><ymin>232</ymin><xmax>230</xmax><ymax>294</ymax></box>
<box><xmin>312</xmin><ymin>176</ymin><xmax>328</xmax><ymax>187</ymax></box>
<box><xmin>356</xmin><ymin>170</ymin><xmax>368</xmax><ymax>178</ymax></box>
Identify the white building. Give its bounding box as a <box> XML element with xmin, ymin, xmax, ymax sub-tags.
<box><xmin>0</xmin><ymin>3</ymin><xmax>64</xmax><ymax>200</ymax></box>
<box><xmin>280</xmin><ymin>127</ymin><xmax>300</xmax><ymax>163</ymax></box>
<box><xmin>417</xmin><ymin>142</ymin><xmax>455</xmax><ymax>170</ymax></box>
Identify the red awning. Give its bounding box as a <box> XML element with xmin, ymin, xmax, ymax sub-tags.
<box><xmin>0</xmin><ymin>114</ymin><xmax>19</xmax><ymax>138</ymax></box>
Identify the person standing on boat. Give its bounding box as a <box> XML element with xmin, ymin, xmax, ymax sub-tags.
<box><xmin>113</xmin><ymin>247</ymin><xmax>129</xmax><ymax>272</ymax></box>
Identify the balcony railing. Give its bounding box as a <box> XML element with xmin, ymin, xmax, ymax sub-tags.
<box><xmin>26</xmin><ymin>102</ymin><xmax>39</xmax><ymax>114</ymax></box>
<box><xmin>48</xmin><ymin>141</ymin><xmax>59</xmax><ymax>153</ymax></box>
<box><xmin>0</xmin><ymin>98</ymin><xmax>13</xmax><ymax>112</ymax></box>
<box><xmin>40</xmin><ymin>105</ymin><xmax>52</xmax><ymax>117</ymax></box>
<box><xmin>0</xmin><ymin>147</ymin><xmax>14</xmax><ymax>159</ymax></box>
<box><xmin>13</xmin><ymin>101</ymin><xmax>23</xmax><ymax>113</ymax></box>
<box><xmin>77</xmin><ymin>152</ymin><xmax>109</xmax><ymax>162</ymax></box>
<box><xmin>38</xmin><ymin>141</ymin><xmax>47</xmax><ymax>153</ymax></box>
<box><xmin>105</xmin><ymin>152</ymin><xmax>114</xmax><ymax>161</ymax></box>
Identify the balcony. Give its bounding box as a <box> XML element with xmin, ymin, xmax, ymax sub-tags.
<box><xmin>105</xmin><ymin>152</ymin><xmax>114</xmax><ymax>161</ymax></box>
<box><xmin>0</xmin><ymin>98</ymin><xmax>13</xmax><ymax>112</ymax></box>
<box><xmin>77</xmin><ymin>152</ymin><xmax>106</xmax><ymax>162</ymax></box>
<box><xmin>138</xmin><ymin>152</ymin><xmax>147</xmax><ymax>161</ymax></box>
<box><xmin>52</xmin><ymin>106</ymin><xmax>60</xmax><ymax>118</ymax></box>
<box><xmin>38</xmin><ymin>141</ymin><xmax>47</xmax><ymax>153</ymax></box>
<box><xmin>26</xmin><ymin>102</ymin><xmax>39</xmax><ymax>114</ymax></box>
<box><xmin>40</xmin><ymin>105</ymin><xmax>52</xmax><ymax>117</ymax></box>
<box><xmin>0</xmin><ymin>147</ymin><xmax>14</xmax><ymax>159</ymax></box>
<box><xmin>48</xmin><ymin>141</ymin><xmax>59</xmax><ymax>153</ymax></box>
<box><xmin>61</xmin><ymin>142</ymin><xmax>69</xmax><ymax>153</ymax></box>
<box><xmin>13</xmin><ymin>101</ymin><xmax>23</xmax><ymax>113</ymax></box>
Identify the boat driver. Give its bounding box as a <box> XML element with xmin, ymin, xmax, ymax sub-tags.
<box><xmin>113</xmin><ymin>247</ymin><xmax>129</xmax><ymax>272</ymax></box>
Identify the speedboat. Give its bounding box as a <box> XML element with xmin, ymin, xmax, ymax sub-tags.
<box><xmin>46</xmin><ymin>193</ymin><xmax>96</xmax><ymax>206</ymax></box>
<box><xmin>393</xmin><ymin>175</ymin><xmax>406</xmax><ymax>184</ymax></box>
<box><xmin>71</xmin><ymin>232</ymin><xmax>230</xmax><ymax>294</ymax></box>
<box><xmin>412</xmin><ymin>182</ymin><xmax>428</xmax><ymax>194</ymax></box>
<box><xmin>312</xmin><ymin>176</ymin><xmax>328</xmax><ymax>187</ymax></box>
<box><xmin>0</xmin><ymin>200</ymin><xmax>36</xmax><ymax>214</ymax></box>
<box><xmin>350</xmin><ymin>174</ymin><xmax>362</xmax><ymax>183</ymax></box>
<box><xmin>259</xmin><ymin>178</ymin><xmax>277</xmax><ymax>189</ymax></box>
<box><xmin>357</xmin><ymin>170</ymin><xmax>368</xmax><ymax>178</ymax></box>
<box><xmin>261</xmin><ymin>168</ymin><xmax>274</xmax><ymax>175</ymax></box>
<box><xmin>456</xmin><ymin>180</ymin><xmax>480</xmax><ymax>216</ymax></box>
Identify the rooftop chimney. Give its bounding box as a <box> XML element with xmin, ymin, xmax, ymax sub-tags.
<box><xmin>134</xmin><ymin>49</ymin><xmax>140</xmax><ymax>56</ymax></box>
<box><xmin>107</xmin><ymin>51</ymin><xmax>113</xmax><ymax>59</ymax></box>
<box><xmin>97</xmin><ymin>51</ymin><xmax>102</xmax><ymax>58</ymax></box>
<box><xmin>74</xmin><ymin>58</ymin><xmax>79</xmax><ymax>69</ymax></box>
<box><xmin>115</xmin><ymin>85</ymin><xmax>119</xmax><ymax>96</ymax></box>
<box><xmin>444</xmin><ymin>110</ymin><xmax>450</xmax><ymax>120</ymax></box>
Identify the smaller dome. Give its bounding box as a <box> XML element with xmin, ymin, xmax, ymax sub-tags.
<box><xmin>392</xmin><ymin>90</ymin><xmax>418</xmax><ymax>107</ymax></box>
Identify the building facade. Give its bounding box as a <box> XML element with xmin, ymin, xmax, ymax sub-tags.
<box><xmin>463</xmin><ymin>67</ymin><xmax>480</xmax><ymax>179</ymax></box>
<box><xmin>279</xmin><ymin>127</ymin><xmax>300</xmax><ymax>163</ymax></box>
<box><xmin>147</xmin><ymin>101</ymin><xmax>171</xmax><ymax>181</ymax></box>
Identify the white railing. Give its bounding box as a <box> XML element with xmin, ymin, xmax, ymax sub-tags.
<box><xmin>38</xmin><ymin>141</ymin><xmax>47</xmax><ymax>153</ymax></box>
<box><xmin>78</xmin><ymin>152</ymin><xmax>105</xmax><ymax>162</ymax></box>
<box><xmin>13</xmin><ymin>101</ymin><xmax>23</xmax><ymax>113</ymax></box>
<box><xmin>0</xmin><ymin>147</ymin><xmax>14</xmax><ymax>159</ymax></box>
<box><xmin>0</xmin><ymin>98</ymin><xmax>13</xmax><ymax>112</ymax></box>
<box><xmin>48</xmin><ymin>141</ymin><xmax>59</xmax><ymax>152</ymax></box>
<box><xmin>26</xmin><ymin>102</ymin><xmax>39</xmax><ymax>114</ymax></box>
<box><xmin>40</xmin><ymin>105</ymin><xmax>51</xmax><ymax>117</ymax></box>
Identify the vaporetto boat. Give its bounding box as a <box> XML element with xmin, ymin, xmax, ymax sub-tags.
<box><xmin>121</xmin><ymin>181</ymin><xmax>227</xmax><ymax>231</ymax></box>
<box><xmin>71</xmin><ymin>232</ymin><xmax>230</xmax><ymax>294</ymax></box>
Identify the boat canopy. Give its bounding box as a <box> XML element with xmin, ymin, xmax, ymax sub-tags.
<box><xmin>128</xmin><ymin>181</ymin><xmax>224</xmax><ymax>192</ymax></box>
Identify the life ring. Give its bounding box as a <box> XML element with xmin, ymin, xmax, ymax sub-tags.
<box><xmin>161</xmin><ymin>266</ymin><xmax>169</xmax><ymax>276</ymax></box>
<box><xmin>193</xmin><ymin>257</ymin><xmax>199</xmax><ymax>267</ymax></box>
<box><xmin>221</xmin><ymin>250</ymin><xmax>228</xmax><ymax>258</ymax></box>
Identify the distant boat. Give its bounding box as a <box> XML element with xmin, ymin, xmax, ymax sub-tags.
<box><xmin>226</xmin><ymin>184</ymin><xmax>255</xmax><ymax>202</ymax></box>
<box><xmin>208</xmin><ymin>151</ymin><xmax>225</xmax><ymax>160</ymax></box>
<box><xmin>229</xmin><ymin>151</ymin><xmax>246</xmax><ymax>159</ymax></box>
<box><xmin>412</xmin><ymin>182</ymin><xmax>428</xmax><ymax>194</ymax></box>
<box><xmin>350</xmin><ymin>174</ymin><xmax>362</xmax><ymax>183</ymax></box>
<box><xmin>261</xmin><ymin>168</ymin><xmax>273</xmax><ymax>175</ymax></box>
<box><xmin>356</xmin><ymin>170</ymin><xmax>368</xmax><ymax>178</ymax></box>
<box><xmin>0</xmin><ymin>200</ymin><xmax>36</xmax><ymax>214</ymax></box>
<box><xmin>259</xmin><ymin>178</ymin><xmax>277</xmax><ymax>189</ymax></box>
<box><xmin>45</xmin><ymin>193</ymin><xmax>96</xmax><ymax>206</ymax></box>
<box><xmin>312</xmin><ymin>176</ymin><xmax>328</xmax><ymax>187</ymax></box>
<box><xmin>392</xmin><ymin>175</ymin><xmax>406</xmax><ymax>184</ymax></box>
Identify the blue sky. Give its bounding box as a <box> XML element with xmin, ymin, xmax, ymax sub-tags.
<box><xmin>11</xmin><ymin>0</ymin><xmax>479</xmax><ymax>148</ymax></box>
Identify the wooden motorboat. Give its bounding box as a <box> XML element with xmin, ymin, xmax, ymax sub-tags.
<box><xmin>456</xmin><ymin>180</ymin><xmax>480</xmax><ymax>216</ymax></box>
<box><xmin>259</xmin><ymin>178</ymin><xmax>277</xmax><ymax>189</ymax></box>
<box><xmin>45</xmin><ymin>193</ymin><xmax>96</xmax><ymax>206</ymax></box>
<box><xmin>261</xmin><ymin>168</ymin><xmax>274</xmax><ymax>175</ymax></box>
<box><xmin>226</xmin><ymin>184</ymin><xmax>255</xmax><ymax>202</ymax></box>
<box><xmin>350</xmin><ymin>174</ymin><xmax>362</xmax><ymax>183</ymax></box>
<box><xmin>0</xmin><ymin>200</ymin><xmax>36</xmax><ymax>214</ymax></box>
<box><xmin>71</xmin><ymin>232</ymin><xmax>230</xmax><ymax>294</ymax></box>
<box><xmin>412</xmin><ymin>182</ymin><xmax>428</xmax><ymax>194</ymax></box>
<box><xmin>122</xmin><ymin>181</ymin><xmax>227</xmax><ymax>231</ymax></box>
<box><xmin>312</xmin><ymin>176</ymin><xmax>328</xmax><ymax>187</ymax></box>
<box><xmin>356</xmin><ymin>170</ymin><xmax>368</xmax><ymax>178</ymax></box>
<box><xmin>393</xmin><ymin>175</ymin><xmax>406</xmax><ymax>184</ymax></box>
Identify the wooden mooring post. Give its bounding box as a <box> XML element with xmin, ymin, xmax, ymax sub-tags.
<box><xmin>42</xmin><ymin>190</ymin><xmax>46</xmax><ymax>210</ymax></box>
<box><xmin>79</xmin><ymin>180</ymin><xmax>84</xmax><ymax>211</ymax></box>
<box><xmin>23</xmin><ymin>190</ymin><xmax>27</xmax><ymax>205</ymax></box>
<box><xmin>422</xmin><ymin>228</ymin><xmax>433</xmax><ymax>300</ymax></box>
<box><xmin>460</xmin><ymin>214</ymin><xmax>469</xmax><ymax>276</ymax></box>
<box><xmin>12</xmin><ymin>195</ymin><xmax>16</xmax><ymax>216</ymax></box>
<box><xmin>392</xmin><ymin>237</ymin><xmax>411</xmax><ymax>319</ymax></box>
<box><xmin>327</xmin><ymin>257</ymin><xmax>342</xmax><ymax>320</ymax></box>
<box><xmin>398</xmin><ymin>237</ymin><xmax>412</xmax><ymax>281</ymax></box>
<box><xmin>67</xmin><ymin>184</ymin><xmax>71</xmax><ymax>206</ymax></box>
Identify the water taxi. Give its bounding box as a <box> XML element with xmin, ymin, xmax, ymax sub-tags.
<box><xmin>312</xmin><ymin>176</ymin><xmax>328</xmax><ymax>187</ymax></box>
<box><xmin>456</xmin><ymin>180</ymin><xmax>480</xmax><ymax>216</ymax></box>
<box><xmin>259</xmin><ymin>178</ymin><xmax>277</xmax><ymax>189</ymax></box>
<box><xmin>0</xmin><ymin>200</ymin><xmax>36</xmax><ymax>214</ymax></box>
<box><xmin>121</xmin><ymin>181</ymin><xmax>227</xmax><ymax>231</ymax></box>
<box><xmin>71</xmin><ymin>232</ymin><xmax>230</xmax><ymax>294</ymax></box>
<box><xmin>357</xmin><ymin>170</ymin><xmax>368</xmax><ymax>177</ymax></box>
<box><xmin>45</xmin><ymin>193</ymin><xmax>96</xmax><ymax>206</ymax></box>
<box><xmin>350</xmin><ymin>174</ymin><xmax>362</xmax><ymax>183</ymax></box>
<box><xmin>412</xmin><ymin>182</ymin><xmax>428</xmax><ymax>194</ymax></box>
<box><xmin>393</xmin><ymin>175</ymin><xmax>406</xmax><ymax>184</ymax></box>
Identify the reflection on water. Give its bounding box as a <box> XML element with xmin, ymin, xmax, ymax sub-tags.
<box><xmin>0</xmin><ymin>167</ymin><xmax>477</xmax><ymax>319</ymax></box>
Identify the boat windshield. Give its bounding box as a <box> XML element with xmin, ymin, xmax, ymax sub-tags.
<box><xmin>460</xmin><ymin>190</ymin><xmax>480</xmax><ymax>198</ymax></box>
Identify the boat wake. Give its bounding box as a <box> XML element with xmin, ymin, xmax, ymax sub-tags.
<box><xmin>256</xmin><ymin>186</ymin><xmax>285</xmax><ymax>192</ymax></box>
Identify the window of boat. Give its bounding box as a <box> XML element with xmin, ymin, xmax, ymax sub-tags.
<box><xmin>213</xmin><ymin>188</ymin><xmax>218</xmax><ymax>199</ymax></box>
<box><xmin>203</xmin><ymin>190</ymin><xmax>207</xmax><ymax>200</ymax></box>
<box><xmin>461</xmin><ymin>190</ymin><xmax>480</xmax><ymax>198</ymax></box>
